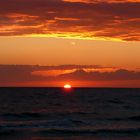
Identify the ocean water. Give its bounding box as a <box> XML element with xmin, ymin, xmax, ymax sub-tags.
<box><xmin>0</xmin><ymin>87</ymin><xmax>140</xmax><ymax>140</ymax></box>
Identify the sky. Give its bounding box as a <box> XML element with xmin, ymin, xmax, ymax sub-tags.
<box><xmin>0</xmin><ymin>0</ymin><xmax>140</xmax><ymax>87</ymax></box>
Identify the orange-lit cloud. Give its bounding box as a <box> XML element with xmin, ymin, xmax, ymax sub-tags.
<box><xmin>32</xmin><ymin>69</ymin><xmax>77</xmax><ymax>77</ymax></box>
<box><xmin>0</xmin><ymin>0</ymin><xmax>139</xmax><ymax>41</ymax></box>
<box><xmin>0</xmin><ymin>65</ymin><xmax>140</xmax><ymax>87</ymax></box>
<box><xmin>32</xmin><ymin>67</ymin><xmax>117</xmax><ymax>77</ymax></box>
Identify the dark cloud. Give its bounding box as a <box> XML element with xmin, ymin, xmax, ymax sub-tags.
<box><xmin>0</xmin><ymin>65</ymin><xmax>140</xmax><ymax>86</ymax></box>
<box><xmin>56</xmin><ymin>69</ymin><xmax>140</xmax><ymax>81</ymax></box>
<box><xmin>63</xmin><ymin>0</ymin><xmax>140</xmax><ymax>3</ymax></box>
<box><xmin>0</xmin><ymin>64</ymin><xmax>106</xmax><ymax>82</ymax></box>
<box><xmin>0</xmin><ymin>0</ymin><xmax>139</xmax><ymax>40</ymax></box>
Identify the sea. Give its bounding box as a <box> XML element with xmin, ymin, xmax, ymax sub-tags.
<box><xmin>0</xmin><ymin>87</ymin><xmax>140</xmax><ymax>140</ymax></box>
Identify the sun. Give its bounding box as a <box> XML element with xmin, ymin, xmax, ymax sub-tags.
<box><xmin>64</xmin><ymin>84</ymin><xmax>71</xmax><ymax>89</ymax></box>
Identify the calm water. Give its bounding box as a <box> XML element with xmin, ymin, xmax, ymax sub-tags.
<box><xmin>0</xmin><ymin>87</ymin><xmax>140</xmax><ymax>140</ymax></box>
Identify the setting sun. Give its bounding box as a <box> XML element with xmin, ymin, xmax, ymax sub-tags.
<box><xmin>64</xmin><ymin>84</ymin><xmax>71</xmax><ymax>89</ymax></box>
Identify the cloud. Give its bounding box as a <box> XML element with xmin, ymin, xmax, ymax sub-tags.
<box><xmin>0</xmin><ymin>64</ymin><xmax>109</xmax><ymax>82</ymax></box>
<box><xmin>0</xmin><ymin>0</ymin><xmax>139</xmax><ymax>41</ymax></box>
<box><xmin>56</xmin><ymin>69</ymin><xmax>140</xmax><ymax>81</ymax></box>
<box><xmin>63</xmin><ymin>0</ymin><xmax>140</xmax><ymax>3</ymax></box>
<box><xmin>0</xmin><ymin>65</ymin><xmax>140</xmax><ymax>87</ymax></box>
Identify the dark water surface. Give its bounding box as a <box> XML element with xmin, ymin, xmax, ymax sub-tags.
<box><xmin>0</xmin><ymin>87</ymin><xmax>140</xmax><ymax>140</ymax></box>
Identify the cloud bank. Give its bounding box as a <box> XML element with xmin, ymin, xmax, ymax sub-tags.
<box><xmin>0</xmin><ymin>65</ymin><xmax>140</xmax><ymax>87</ymax></box>
<box><xmin>0</xmin><ymin>0</ymin><xmax>139</xmax><ymax>41</ymax></box>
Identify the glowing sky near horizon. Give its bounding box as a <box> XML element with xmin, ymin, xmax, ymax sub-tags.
<box><xmin>0</xmin><ymin>0</ymin><xmax>140</xmax><ymax>87</ymax></box>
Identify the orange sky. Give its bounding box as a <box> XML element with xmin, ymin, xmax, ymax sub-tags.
<box><xmin>0</xmin><ymin>0</ymin><xmax>140</xmax><ymax>87</ymax></box>
<box><xmin>0</xmin><ymin>37</ymin><xmax>140</xmax><ymax>69</ymax></box>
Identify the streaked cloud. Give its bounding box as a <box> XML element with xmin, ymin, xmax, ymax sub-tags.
<box><xmin>63</xmin><ymin>0</ymin><xmax>140</xmax><ymax>3</ymax></box>
<box><xmin>0</xmin><ymin>0</ymin><xmax>139</xmax><ymax>41</ymax></box>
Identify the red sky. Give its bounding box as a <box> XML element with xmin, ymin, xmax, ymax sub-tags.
<box><xmin>0</xmin><ymin>0</ymin><xmax>140</xmax><ymax>41</ymax></box>
<box><xmin>0</xmin><ymin>0</ymin><xmax>140</xmax><ymax>87</ymax></box>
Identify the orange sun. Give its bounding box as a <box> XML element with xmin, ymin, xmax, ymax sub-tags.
<box><xmin>64</xmin><ymin>84</ymin><xmax>71</xmax><ymax>89</ymax></box>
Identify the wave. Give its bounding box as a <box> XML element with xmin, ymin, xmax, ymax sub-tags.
<box><xmin>1</xmin><ymin>111</ymin><xmax>97</xmax><ymax>121</ymax></box>
<box><xmin>1</xmin><ymin>112</ymin><xmax>140</xmax><ymax>122</ymax></box>
<box><xmin>38</xmin><ymin>128</ymin><xmax>140</xmax><ymax>136</ymax></box>
<box><xmin>107</xmin><ymin>115</ymin><xmax>140</xmax><ymax>121</ymax></box>
<box><xmin>0</xmin><ymin>127</ymin><xmax>140</xmax><ymax>137</ymax></box>
<box><xmin>2</xmin><ymin>112</ymin><xmax>43</xmax><ymax>119</ymax></box>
